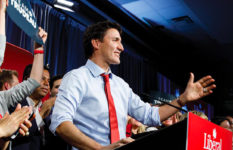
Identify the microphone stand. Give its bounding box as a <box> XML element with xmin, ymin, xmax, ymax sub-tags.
<box><xmin>141</xmin><ymin>93</ymin><xmax>188</xmax><ymax>113</ymax></box>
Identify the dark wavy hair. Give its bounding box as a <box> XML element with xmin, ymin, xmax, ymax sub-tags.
<box><xmin>50</xmin><ymin>74</ymin><xmax>64</xmax><ymax>89</ymax></box>
<box><xmin>82</xmin><ymin>20</ymin><xmax>122</xmax><ymax>59</ymax></box>
<box><xmin>23</xmin><ymin>64</ymin><xmax>49</xmax><ymax>81</ymax></box>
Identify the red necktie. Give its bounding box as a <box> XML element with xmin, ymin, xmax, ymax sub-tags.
<box><xmin>101</xmin><ymin>74</ymin><xmax>120</xmax><ymax>143</ymax></box>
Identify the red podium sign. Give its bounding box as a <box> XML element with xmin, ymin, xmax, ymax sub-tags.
<box><xmin>187</xmin><ymin>112</ymin><xmax>232</xmax><ymax>150</ymax></box>
<box><xmin>117</xmin><ymin>112</ymin><xmax>232</xmax><ymax>150</ymax></box>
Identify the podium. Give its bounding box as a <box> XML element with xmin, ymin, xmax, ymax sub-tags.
<box><xmin>117</xmin><ymin>112</ymin><xmax>232</xmax><ymax>150</ymax></box>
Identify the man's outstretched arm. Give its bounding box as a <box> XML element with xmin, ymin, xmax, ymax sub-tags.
<box><xmin>159</xmin><ymin>73</ymin><xmax>216</xmax><ymax>121</ymax></box>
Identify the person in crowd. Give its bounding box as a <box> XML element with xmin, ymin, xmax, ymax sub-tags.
<box><xmin>10</xmin><ymin>63</ymin><xmax>51</xmax><ymax>150</ymax></box>
<box><xmin>49</xmin><ymin>74</ymin><xmax>63</xmax><ymax>98</ymax></box>
<box><xmin>175</xmin><ymin>111</ymin><xmax>182</xmax><ymax>121</ymax></box>
<box><xmin>22</xmin><ymin>64</ymin><xmax>51</xmax><ymax>119</ymax></box>
<box><xmin>0</xmin><ymin>0</ymin><xmax>45</xmax><ymax>148</ymax></box>
<box><xmin>219</xmin><ymin>118</ymin><xmax>231</xmax><ymax>130</ymax></box>
<box><xmin>214</xmin><ymin>116</ymin><xmax>233</xmax><ymax>150</ymax></box>
<box><xmin>50</xmin><ymin>20</ymin><xmax>216</xmax><ymax>150</ymax></box>
<box><xmin>43</xmin><ymin>74</ymin><xmax>69</xmax><ymax>150</ymax></box>
<box><xmin>0</xmin><ymin>0</ymin><xmax>45</xmax><ymax>120</ymax></box>
<box><xmin>216</xmin><ymin>116</ymin><xmax>233</xmax><ymax>132</ymax></box>
<box><xmin>225</xmin><ymin>116</ymin><xmax>233</xmax><ymax>131</ymax></box>
<box><xmin>0</xmin><ymin>70</ymin><xmax>19</xmax><ymax>90</ymax></box>
<box><xmin>179</xmin><ymin>110</ymin><xmax>208</xmax><ymax>121</ymax></box>
<box><xmin>222</xmin><ymin>116</ymin><xmax>233</xmax><ymax>150</ymax></box>
<box><xmin>39</xmin><ymin>74</ymin><xmax>64</xmax><ymax>122</ymax></box>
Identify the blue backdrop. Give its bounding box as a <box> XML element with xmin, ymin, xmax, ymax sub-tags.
<box><xmin>5</xmin><ymin>0</ymin><xmax>177</xmax><ymax>98</ymax></box>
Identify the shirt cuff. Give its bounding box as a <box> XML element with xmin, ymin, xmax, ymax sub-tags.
<box><xmin>153</xmin><ymin>107</ymin><xmax>162</xmax><ymax>126</ymax></box>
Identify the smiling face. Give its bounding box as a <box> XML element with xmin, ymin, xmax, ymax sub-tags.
<box><xmin>33</xmin><ymin>69</ymin><xmax>50</xmax><ymax>99</ymax></box>
<box><xmin>100</xmin><ymin>28</ymin><xmax>124</xmax><ymax>65</ymax></box>
<box><xmin>92</xmin><ymin>28</ymin><xmax>124</xmax><ymax>68</ymax></box>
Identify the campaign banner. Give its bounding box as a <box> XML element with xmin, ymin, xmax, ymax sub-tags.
<box><xmin>187</xmin><ymin>112</ymin><xmax>232</xmax><ymax>150</ymax></box>
<box><xmin>7</xmin><ymin>0</ymin><xmax>43</xmax><ymax>45</ymax></box>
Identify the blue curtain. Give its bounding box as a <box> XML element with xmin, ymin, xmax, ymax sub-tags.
<box><xmin>6</xmin><ymin>0</ymin><xmax>87</xmax><ymax>76</ymax></box>
<box><xmin>5</xmin><ymin>0</ymin><xmax>162</xmax><ymax>96</ymax></box>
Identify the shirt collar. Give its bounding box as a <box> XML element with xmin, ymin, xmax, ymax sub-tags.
<box><xmin>86</xmin><ymin>59</ymin><xmax>112</xmax><ymax>78</ymax></box>
<box><xmin>26</xmin><ymin>97</ymin><xmax>42</xmax><ymax>108</ymax></box>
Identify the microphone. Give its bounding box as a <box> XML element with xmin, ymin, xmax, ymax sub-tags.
<box><xmin>141</xmin><ymin>93</ymin><xmax>188</xmax><ymax>113</ymax></box>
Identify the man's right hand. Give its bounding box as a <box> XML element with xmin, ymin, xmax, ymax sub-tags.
<box><xmin>101</xmin><ymin>137</ymin><xmax>134</xmax><ymax>150</ymax></box>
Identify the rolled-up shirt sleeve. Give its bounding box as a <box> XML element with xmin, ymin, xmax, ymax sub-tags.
<box><xmin>50</xmin><ymin>71</ymin><xmax>85</xmax><ymax>134</ymax></box>
<box><xmin>127</xmin><ymin>86</ymin><xmax>162</xmax><ymax>127</ymax></box>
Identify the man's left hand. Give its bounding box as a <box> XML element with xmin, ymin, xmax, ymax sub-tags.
<box><xmin>180</xmin><ymin>72</ymin><xmax>216</xmax><ymax>104</ymax></box>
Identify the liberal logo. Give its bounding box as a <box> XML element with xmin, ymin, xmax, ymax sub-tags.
<box><xmin>203</xmin><ymin>128</ymin><xmax>222</xmax><ymax>150</ymax></box>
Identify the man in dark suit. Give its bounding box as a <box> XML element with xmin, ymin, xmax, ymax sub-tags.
<box><xmin>9</xmin><ymin>64</ymin><xmax>52</xmax><ymax>150</ymax></box>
